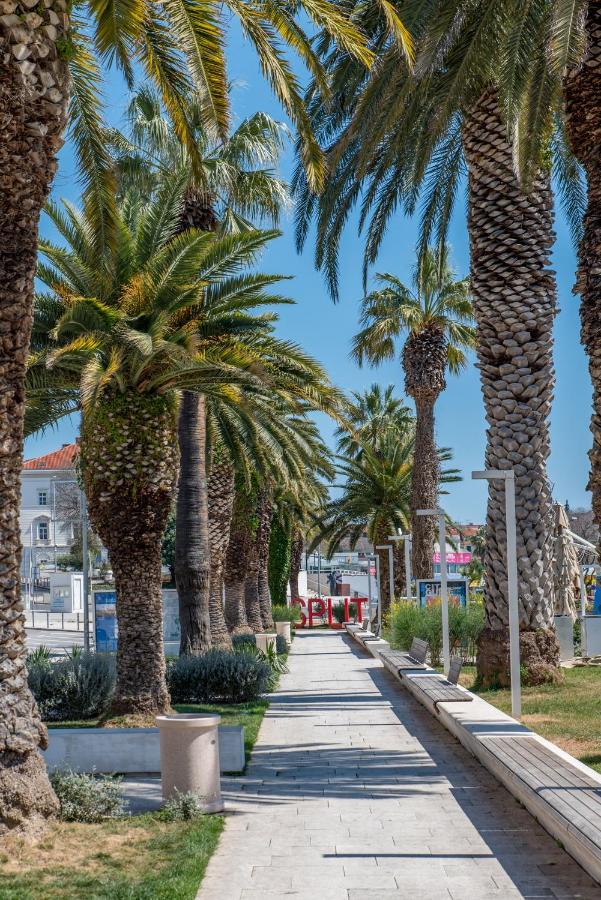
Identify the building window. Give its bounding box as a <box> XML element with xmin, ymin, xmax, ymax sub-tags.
<box><xmin>38</xmin><ymin>521</ymin><xmax>49</xmax><ymax>541</ymax></box>
<box><xmin>38</xmin><ymin>490</ymin><xmax>48</xmax><ymax>506</ymax></box>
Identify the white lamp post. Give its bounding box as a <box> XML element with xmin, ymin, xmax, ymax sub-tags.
<box><xmin>417</xmin><ymin>508</ymin><xmax>449</xmax><ymax>674</ymax></box>
<box><xmin>472</xmin><ymin>469</ymin><xmax>520</xmax><ymax>719</ymax></box>
<box><xmin>389</xmin><ymin>533</ymin><xmax>412</xmax><ymax>600</ymax></box>
<box><xmin>374</xmin><ymin>553</ymin><xmax>381</xmax><ymax>633</ymax></box>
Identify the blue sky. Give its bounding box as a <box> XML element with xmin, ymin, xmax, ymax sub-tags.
<box><xmin>25</xmin><ymin>25</ymin><xmax>593</xmax><ymax>524</ymax></box>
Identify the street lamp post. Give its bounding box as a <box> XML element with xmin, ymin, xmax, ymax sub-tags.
<box><xmin>374</xmin><ymin>553</ymin><xmax>381</xmax><ymax>634</ymax></box>
<box><xmin>80</xmin><ymin>489</ymin><xmax>90</xmax><ymax>652</ymax></box>
<box><xmin>417</xmin><ymin>508</ymin><xmax>449</xmax><ymax>674</ymax></box>
<box><xmin>472</xmin><ymin>469</ymin><xmax>520</xmax><ymax>718</ymax></box>
<box><xmin>388</xmin><ymin>533</ymin><xmax>412</xmax><ymax>600</ymax></box>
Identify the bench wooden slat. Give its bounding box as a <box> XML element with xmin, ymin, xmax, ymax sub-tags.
<box><xmin>479</xmin><ymin>735</ymin><xmax>601</xmax><ymax>846</ymax></box>
<box><xmin>379</xmin><ymin>649</ymin><xmax>427</xmax><ymax>671</ymax></box>
<box><xmin>409</xmin><ymin>675</ymin><xmax>473</xmax><ymax>709</ymax></box>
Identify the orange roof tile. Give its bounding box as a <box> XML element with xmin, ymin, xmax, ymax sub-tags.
<box><xmin>23</xmin><ymin>442</ymin><xmax>79</xmax><ymax>471</ymax></box>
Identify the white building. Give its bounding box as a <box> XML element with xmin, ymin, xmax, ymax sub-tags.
<box><xmin>20</xmin><ymin>441</ymin><xmax>79</xmax><ymax>578</ymax></box>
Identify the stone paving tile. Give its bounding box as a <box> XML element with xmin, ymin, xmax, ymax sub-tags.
<box><xmin>196</xmin><ymin>630</ymin><xmax>601</xmax><ymax>900</ymax></box>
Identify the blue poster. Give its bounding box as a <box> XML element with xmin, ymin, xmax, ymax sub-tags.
<box><xmin>417</xmin><ymin>578</ymin><xmax>468</xmax><ymax>608</ymax></box>
<box><xmin>94</xmin><ymin>590</ymin><xmax>118</xmax><ymax>652</ymax></box>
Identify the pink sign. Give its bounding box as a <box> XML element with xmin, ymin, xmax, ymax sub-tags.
<box><xmin>433</xmin><ymin>552</ymin><xmax>472</xmax><ymax>564</ymax></box>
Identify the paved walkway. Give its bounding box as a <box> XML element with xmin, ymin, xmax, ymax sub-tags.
<box><xmin>198</xmin><ymin>629</ymin><xmax>601</xmax><ymax>900</ymax></box>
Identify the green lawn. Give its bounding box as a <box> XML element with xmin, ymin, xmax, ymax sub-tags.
<box><xmin>460</xmin><ymin>665</ymin><xmax>601</xmax><ymax>774</ymax></box>
<box><xmin>0</xmin><ymin>812</ymin><xmax>223</xmax><ymax>899</ymax></box>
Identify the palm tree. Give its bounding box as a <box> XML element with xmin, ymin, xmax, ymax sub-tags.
<box><xmin>110</xmin><ymin>89</ymin><xmax>294</xmax><ymax>653</ymax></box>
<box><xmin>336</xmin><ymin>383</ymin><xmax>414</xmax><ymax>459</ymax></box>
<box><xmin>293</xmin><ymin>2</ymin><xmax>573</xmax><ymax>684</ymax></box>
<box><xmin>314</xmin><ymin>429</ymin><xmax>460</xmax><ymax>619</ymax></box>
<box><xmin>31</xmin><ymin>179</ymin><xmax>332</xmax><ymax>714</ymax></box>
<box><xmin>351</xmin><ymin>247</ymin><xmax>474</xmax><ymax>579</ymax></box>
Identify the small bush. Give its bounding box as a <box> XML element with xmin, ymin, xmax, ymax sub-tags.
<box><xmin>50</xmin><ymin>769</ymin><xmax>123</xmax><ymax>823</ymax></box>
<box><xmin>160</xmin><ymin>790</ymin><xmax>206</xmax><ymax>821</ymax></box>
<box><xmin>232</xmin><ymin>634</ymin><xmax>256</xmax><ymax>650</ymax></box>
<box><xmin>271</xmin><ymin>604</ymin><xmax>301</xmax><ymax>623</ymax></box>
<box><xmin>168</xmin><ymin>650</ymin><xmax>271</xmax><ymax>704</ymax></box>
<box><xmin>332</xmin><ymin>603</ymin><xmax>346</xmax><ymax>624</ymax></box>
<box><xmin>28</xmin><ymin>651</ymin><xmax>116</xmax><ymax>721</ymax></box>
<box><xmin>389</xmin><ymin>601</ymin><xmax>485</xmax><ymax>666</ymax></box>
<box><xmin>275</xmin><ymin>634</ymin><xmax>287</xmax><ymax>655</ymax></box>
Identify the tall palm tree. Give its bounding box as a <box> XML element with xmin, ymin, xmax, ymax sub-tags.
<box><xmin>293</xmin><ymin>1</ymin><xmax>575</xmax><ymax>683</ymax></box>
<box><xmin>351</xmin><ymin>247</ymin><xmax>474</xmax><ymax>579</ymax></box>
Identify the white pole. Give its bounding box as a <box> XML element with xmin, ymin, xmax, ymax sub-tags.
<box><xmin>367</xmin><ymin>557</ymin><xmax>373</xmax><ymax>613</ymax></box>
<box><xmin>375</xmin><ymin>554</ymin><xmax>381</xmax><ymax>633</ymax></box>
<box><xmin>438</xmin><ymin>515</ymin><xmax>450</xmax><ymax>675</ymax></box>
<box><xmin>317</xmin><ymin>544</ymin><xmax>322</xmax><ymax>597</ymax></box>
<box><xmin>405</xmin><ymin>536</ymin><xmax>412</xmax><ymax>601</ymax></box>
<box><xmin>579</xmin><ymin>567</ymin><xmax>588</xmax><ymax>657</ymax></box>
<box><xmin>81</xmin><ymin>489</ymin><xmax>90</xmax><ymax>652</ymax></box>
<box><xmin>504</xmin><ymin>472</ymin><xmax>521</xmax><ymax>719</ymax></box>
<box><xmin>388</xmin><ymin>545</ymin><xmax>394</xmax><ymax>605</ymax></box>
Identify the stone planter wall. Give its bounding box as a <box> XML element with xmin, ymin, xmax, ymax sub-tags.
<box><xmin>43</xmin><ymin>724</ymin><xmax>245</xmax><ymax>774</ymax></box>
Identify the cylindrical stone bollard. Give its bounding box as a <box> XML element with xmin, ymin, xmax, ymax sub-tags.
<box><xmin>275</xmin><ymin>621</ymin><xmax>291</xmax><ymax>644</ymax></box>
<box><xmin>156</xmin><ymin>714</ymin><xmax>224</xmax><ymax>812</ymax></box>
<box><xmin>255</xmin><ymin>632</ymin><xmax>277</xmax><ymax>653</ymax></box>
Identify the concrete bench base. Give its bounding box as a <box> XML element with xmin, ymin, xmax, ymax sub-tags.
<box><xmin>44</xmin><ymin>724</ymin><xmax>245</xmax><ymax>775</ymax></box>
<box><xmin>376</xmin><ymin>652</ymin><xmax>601</xmax><ymax>886</ymax></box>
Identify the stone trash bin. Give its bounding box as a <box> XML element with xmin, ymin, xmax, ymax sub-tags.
<box><xmin>255</xmin><ymin>632</ymin><xmax>277</xmax><ymax>653</ymax></box>
<box><xmin>156</xmin><ymin>714</ymin><xmax>224</xmax><ymax>813</ymax></box>
<box><xmin>275</xmin><ymin>621</ymin><xmax>291</xmax><ymax>644</ymax></box>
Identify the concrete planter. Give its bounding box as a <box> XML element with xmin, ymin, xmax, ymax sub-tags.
<box><xmin>275</xmin><ymin>621</ymin><xmax>291</xmax><ymax>643</ymax></box>
<box><xmin>43</xmin><ymin>723</ymin><xmax>245</xmax><ymax>774</ymax></box>
<box><xmin>156</xmin><ymin>714</ymin><xmax>223</xmax><ymax>812</ymax></box>
<box><xmin>256</xmin><ymin>632</ymin><xmax>277</xmax><ymax>653</ymax></box>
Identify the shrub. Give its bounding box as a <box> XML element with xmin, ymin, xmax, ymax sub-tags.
<box><xmin>271</xmin><ymin>604</ymin><xmax>301</xmax><ymax>623</ymax></box>
<box><xmin>50</xmin><ymin>769</ymin><xmax>123</xmax><ymax>822</ymax></box>
<box><xmin>168</xmin><ymin>650</ymin><xmax>271</xmax><ymax>704</ymax></box>
<box><xmin>160</xmin><ymin>790</ymin><xmax>207</xmax><ymax>821</ymax></box>
<box><xmin>389</xmin><ymin>601</ymin><xmax>485</xmax><ymax>666</ymax></box>
<box><xmin>275</xmin><ymin>634</ymin><xmax>287</xmax><ymax>655</ymax></box>
<box><xmin>332</xmin><ymin>603</ymin><xmax>346</xmax><ymax>624</ymax></box>
<box><xmin>232</xmin><ymin>634</ymin><xmax>256</xmax><ymax>650</ymax></box>
<box><xmin>28</xmin><ymin>651</ymin><xmax>116</xmax><ymax>721</ymax></box>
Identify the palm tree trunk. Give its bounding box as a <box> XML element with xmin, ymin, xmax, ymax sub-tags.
<box><xmin>289</xmin><ymin>527</ymin><xmax>304</xmax><ymax>600</ymax></box>
<box><xmin>244</xmin><ymin>543</ymin><xmax>264</xmax><ymax>632</ymax></box>
<box><xmin>0</xmin><ymin>32</ymin><xmax>70</xmax><ymax>831</ymax></box>
<box><xmin>566</xmin><ymin>1</ymin><xmax>601</xmax><ymax>556</ymax></box>
<box><xmin>208</xmin><ymin>461</ymin><xmax>234</xmax><ymax>649</ymax></box>
<box><xmin>256</xmin><ymin>492</ymin><xmax>274</xmax><ymax>629</ymax></box>
<box><xmin>175</xmin><ymin>392</ymin><xmax>211</xmax><ymax>655</ymax></box>
<box><xmin>463</xmin><ymin>89</ymin><xmax>559</xmax><ymax>686</ymax></box>
<box><xmin>410</xmin><ymin>396</ymin><xmax>439</xmax><ymax>579</ymax></box>
<box><xmin>268</xmin><ymin>515</ymin><xmax>292</xmax><ymax>605</ymax></box>
<box><xmin>81</xmin><ymin>393</ymin><xmax>178</xmax><ymax>714</ymax></box>
<box><xmin>224</xmin><ymin>488</ymin><xmax>254</xmax><ymax>635</ymax></box>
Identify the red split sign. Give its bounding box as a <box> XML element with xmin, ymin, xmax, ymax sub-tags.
<box><xmin>291</xmin><ymin>596</ymin><xmax>369</xmax><ymax>628</ymax></box>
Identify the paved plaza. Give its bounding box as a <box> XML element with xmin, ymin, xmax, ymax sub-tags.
<box><xmin>198</xmin><ymin>629</ymin><xmax>601</xmax><ymax>900</ymax></box>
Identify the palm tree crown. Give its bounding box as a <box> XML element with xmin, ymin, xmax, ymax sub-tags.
<box><xmin>336</xmin><ymin>383</ymin><xmax>414</xmax><ymax>460</ymax></box>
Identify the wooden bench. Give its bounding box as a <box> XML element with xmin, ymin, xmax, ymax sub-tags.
<box><xmin>404</xmin><ymin>655</ymin><xmax>473</xmax><ymax>712</ymax></box>
<box><xmin>379</xmin><ymin>638</ymin><xmax>429</xmax><ymax>676</ymax></box>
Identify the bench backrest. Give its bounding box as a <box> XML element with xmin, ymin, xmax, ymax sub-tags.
<box><xmin>410</xmin><ymin>637</ymin><xmax>428</xmax><ymax>663</ymax></box>
<box><xmin>448</xmin><ymin>656</ymin><xmax>463</xmax><ymax>685</ymax></box>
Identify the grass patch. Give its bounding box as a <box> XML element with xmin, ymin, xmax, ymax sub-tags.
<box><xmin>460</xmin><ymin>665</ymin><xmax>601</xmax><ymax>773</ymax></box>
<box><xmin>0</xmin><ymin>812</ymin><xmax>223</xmax><ymax>899</ymax></box>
